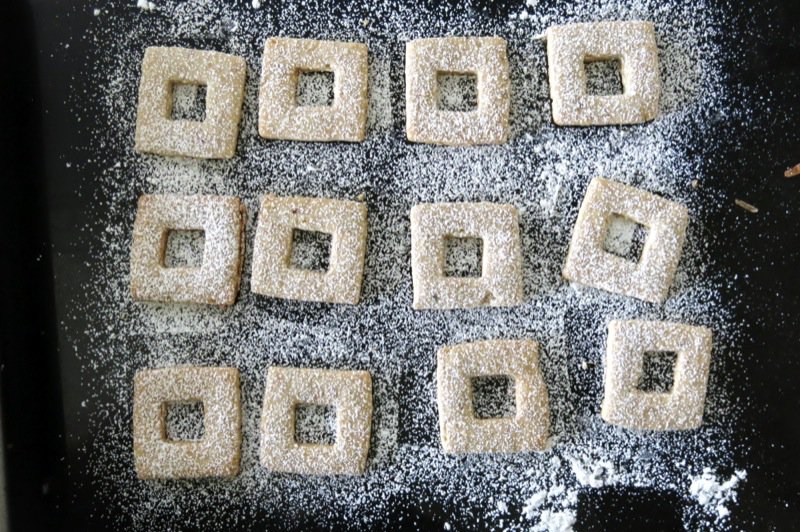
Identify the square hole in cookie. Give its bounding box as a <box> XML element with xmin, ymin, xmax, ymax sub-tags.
<box><xmin>637</xmin><ymin>351</ymin><xmax>678</xmax><ymax>393</ymax></box>
<box><xmin>294</xmin><ymin>403</ymin><xmax>337</xmax><ymax>445</ymax></box>
<box><xmin>170</xmin><ymin>82</ymin><xmax>207</xmax><ymax>121</ymax></box>
<box><xmin>436</xmin><ymin>72</ymin><xmax>478</xmax><ymax>112</ymax></box>
<box><xmin>163</xmin><ymin>229</ymin><xmax>206</xmax><ymax>268</ymax></box>
<box><xmin>603</xmin><ymin>214</ymin><xmax>647</xmax><ymax>263</ymax></box>
<box><xmin>290</xmin><ymin>229</ymin><xmax>332</xmax><ymax>272</ymax></box>
<box><xmin>444</xmin><ymin>236</ymin><xmax>483</xmax><ymax>278</ymax></box>
<box><xmin>163</xmin><ymin>400</ymin><xmax>205</xmax><ymax>441</ymax></box>
<box><xmin>296</xmin><ymin>70</ymin><xmax>335</xmax><ymax>107</ymax></box>
<box><xmin>471</xmin><ymin>375</ymin><xmax>516</xmax><ymax>419</ymax></box>
<box><xmin>584</xmin><ymin>58</ymin><xmax>624</xmax><ymax>96</ymax></box>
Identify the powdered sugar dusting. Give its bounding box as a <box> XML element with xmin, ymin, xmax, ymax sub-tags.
<box><xmin>62</xmin><ymin>0</ymin><xmax>754</xmax><ymax>530</ymax></box>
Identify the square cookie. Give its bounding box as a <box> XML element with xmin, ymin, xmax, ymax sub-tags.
<box><xmin>130</xmin><ymin>194</ymin><xmax>246</xmax><ymax>306</ymax></box>
<box><xmin>250</xmin><ymin>195</ymin><xmax>368</xmax><ymax>305</ymax></box>
<box><xmin>562</xmin><ymin>177</ymin><xmax>688</xmax><ymax>303</ymax></box>
<box><xmin>410</xmin><ymin>202</ymin><xmax>523</xmax><ymax>309</ymax></box>
<box><xmin>546</xmin><ymin>21</ymin><xmax>660</xmax><ymax>126</ymax></box>
<box><xmin>601</xmin><ymin>320</ymin><xmax>713</xmax><ymax>431</ymax></box>
<box><xmin>405</xmin><ymin>37</ymin><xmax>510</xmax><ymax>145</ymax></box>
<box><xmin>258</xmin><ymin>37</ymin><xmax>369</xmax><ymax>142</ymax></box>
<box><xmin>134</xmin><ymin>46</ymin><xmax>247</xmax><ymax>159</ymax></box>
<box><xmin>437</xmin><ymin>339</ymin><xmax>550</xmax><ymax>453</ymax></box>
<box><xmin>133</xmin><ymin>366</ymin><xmax>242</xmax><ymax>479</ymax></box>
<box><xmin>259</xmin><ymin>366</ymin><xmax>373</xmax><ymax>475</ymax></box>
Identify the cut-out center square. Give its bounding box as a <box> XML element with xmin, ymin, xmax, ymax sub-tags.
<box><xmin>163</xmin><ymin>229</ymin><xmax>206</xmax><ymax>268</ymax></box>
<box><xmin>171</xmin><ymin>82</ymin><xmax>207</xmax><ymax>121</ymax></box>
<box><xmin>164</xmin><ymin>400</ymin><xmax>205</xmax><ymax>441</ymax></box>
<box><xmin>296</xmin><ymin>70</ymin><xmax>335</xmax><ymax>107</ymax></box>
<box><xmin>603</xmin><ymin>214</ymin><xmax>647</xmax><ymax>263</ymax></box>
<box><xmin>294</xmin><ymin>403</ymin><xmax>337</xmax><ymax>445</ymax></box>
<box><xmin>471</xmin><ymin>375</ymin><xmax>516</xmax><ymax>419</ymax></box>
<box><xmin>437</xmin><ymin>72</ymin><xmax>478</xmax><ymax>112</ymax></box>
<box><xmin>584</xmin><ymin>58</ymin><xmax>624</xmax><ymax>95</ymax></box>
<box><xmin>637</xmin><ymin>351</ymin><xmax>678</xmax><ymax>393</ymax></box>
<box><xmin>290</xmin><ymin>228</ymin><xmax>332</xmax><ymax>272</ymax></box>
<box><xmin>444</xmin><ymin>236</ymin><xmax>483</xmax><ymax>278</ymax></box>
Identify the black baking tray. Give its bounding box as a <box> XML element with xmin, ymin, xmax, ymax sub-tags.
<box><xmin>2</xmin><ymin>0</ymin><xmax>800</xmax><ymax>530</ymax></box>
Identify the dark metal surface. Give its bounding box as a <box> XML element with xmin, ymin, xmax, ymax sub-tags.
<box><xmin>1</xmin><ymin>0</ymin><xmax>800</xmax><ymax>530</ymax></box>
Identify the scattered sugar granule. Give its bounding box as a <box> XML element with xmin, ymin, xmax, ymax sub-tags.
<box><xmin>251</xmin><ymin>0</ymin><xmax>261</xmax><ymax>8</ymax></box>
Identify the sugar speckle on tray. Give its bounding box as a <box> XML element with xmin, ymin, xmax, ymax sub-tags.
<box><xmin>64</xmin><ymin>0</ymin><xmax>758</xmax><ymax>530</ymax></box>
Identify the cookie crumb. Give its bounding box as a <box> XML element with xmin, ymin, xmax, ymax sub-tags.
<box><xmin>734</xmin><ymin>198</ymin><xmax>758</xmax><ymax>213</ymax></box>
<box><xmin>784</xmin><ymin>163</ymin><xmax>800</xmax><ymax>177</ymax></box>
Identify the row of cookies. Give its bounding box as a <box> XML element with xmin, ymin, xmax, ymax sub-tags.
<box><xmin>134</xmin><ymin>320</ymin><xmax>711</xmax><ymax>479</ymax></box>
<box><xmin>134</xmin><ymin>20</ymin><xmax>661</xmax><ymax>158</ymax></box>
<box><xmin>130</xmin><ymin>177</ymin><xmax>687</xmax><ymax>308</ymax></box>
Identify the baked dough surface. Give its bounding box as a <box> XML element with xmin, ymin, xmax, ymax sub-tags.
<box><xmin>259</xmin><ymin>366</ymin><xmax>373</xmax><ymax>475</ymax></box>
<box><xmin>130</xmin><ymin>194</ymin><xmax>245</xmax><ymax>306</ymax></box>
<box><xmin>562</xmin><ymin>177</ymin><xmax>688</xmax><ymax>303</ymax></box>
<box><xmin>405</xmin><ymin>37</ymin><xmax>510</xmax><ymax>145</ymax></box>
<box><xmin>251</xmin><ymin>195</ymin><xmax>368</xmax><ymax>305</ymax></box>
<box><xmin>601</xmin><ymin>320</ymin><xmax>713</xmax><ymax>431</ymax></box>
<box><xmin>546</xmin><ymin>21</ymin><xmax>660</xmax><ymax>126</ymax></box>
<box><xmin>410</xmin><ymin>202</ymin><xmax>523</xmax><ymax>309</ymax></box>
<box><xmin>436</xmin><ymin>339</ymin><xmax>550</xmax><ymax>454</ymax></box>
<box><xmin>134</xmin><ymin>46</ymin><xmax>247</xmax><ymax>159</ymax></box>
<box><xmin>133</xmin><ymin>366</ymin><xmax>242</xmax><ymax>479</ymax></box>
<box><xmin>258</xmin><ymin>37</ymin><xmax>369</xmax><ymax>142</ymax></box>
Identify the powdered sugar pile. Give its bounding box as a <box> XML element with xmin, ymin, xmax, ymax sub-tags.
<box><xmin>136</xmin><ymin>0</ymin><xmax>156</xmax><ymax>12</ymax></box>
<box><xmin>689</xmin><ymin>468</ymin><xmax>748</xmax><ymax>521</ymax></box>
<box><xmin>60</xmin><ymin>0</ymin><xmax>757</xmax><ymax>530</ymax></box>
